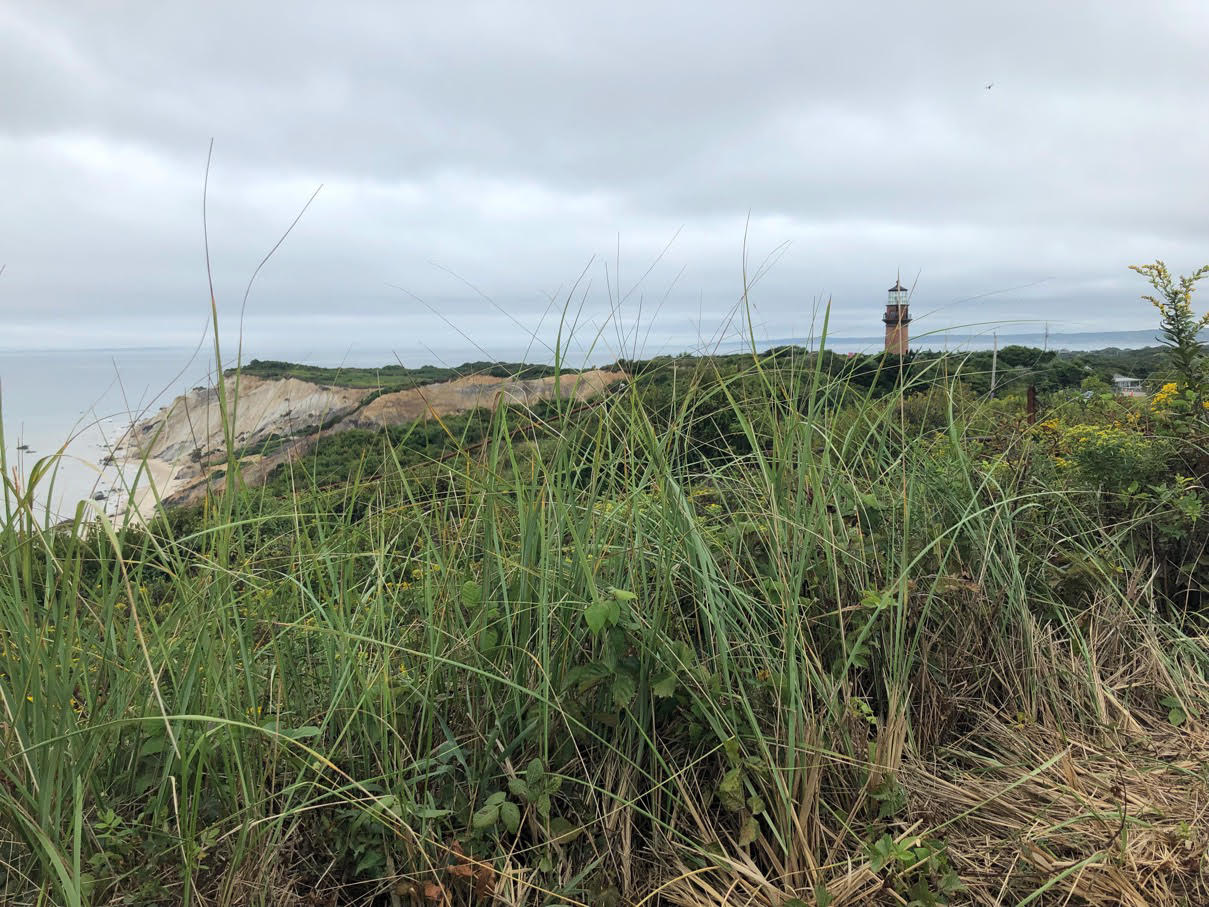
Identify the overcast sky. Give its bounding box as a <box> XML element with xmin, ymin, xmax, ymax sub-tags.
<box><xmin>2</xmin><ymin>1</ymin><xmax>1207</xmax><ymax>357</ymax></box>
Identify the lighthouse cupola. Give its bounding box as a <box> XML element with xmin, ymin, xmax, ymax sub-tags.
<box><xmin>883</xmin><ymin>275</ymin><xmax>911</xmax><ymax>355</ymax></box>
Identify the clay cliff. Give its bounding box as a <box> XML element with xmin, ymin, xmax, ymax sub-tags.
<box><xmin>122</xmin><ymin>368</ymin><xmax>624</xmax><ymax>514</ymax></box>
<box><xmin>128</xmin><ymin>376</ymin><xmax>368</xmax><ymax>463</ymax></box>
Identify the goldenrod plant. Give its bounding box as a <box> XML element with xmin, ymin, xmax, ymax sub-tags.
<box><xmin>1131</xmin><ymin>260</ymin><xmax>1209</xmax><ymax>406</ymax></box>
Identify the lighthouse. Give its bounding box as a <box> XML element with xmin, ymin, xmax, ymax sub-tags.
<box><xmin>883</xmin><ymin>276</ymin><xmax>911</xmax><ymax>355</ymax></box>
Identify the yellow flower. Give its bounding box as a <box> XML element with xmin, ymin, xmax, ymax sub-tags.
<box><xmin>1150</xmin><ymin>382</ymin><xmax>1178</xmax><ymax>410</ymax></box>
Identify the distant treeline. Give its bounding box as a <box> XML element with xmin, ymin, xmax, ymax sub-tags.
<box><xmin>230</xmin><ymin>359</ymin><xmax>561</xmax><ymax>390</ymax></box>
<box><xmin>234</xmin><ymin>344</ymin><xmax>1170</xmax><ymax>401</ymax></box>
<box><xmin>619</xmin><ymin>343</ymin><xmax>1170</xmax><ymax>396</ymax></box>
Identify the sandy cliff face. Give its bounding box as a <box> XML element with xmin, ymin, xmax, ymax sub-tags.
<box><xmin>126</xmin><ymin>368</ymin><xmax>625</xmax><ymax>514</ymax></box>
<box><xmin>342</xmin><ymin>370</ymin><xmax>623</xmax><ymax>429</ymax></box>
<box><xmin>129</xmin><ymin>376</ymin><xmax>367</xmax><ymax>463</ymax></box>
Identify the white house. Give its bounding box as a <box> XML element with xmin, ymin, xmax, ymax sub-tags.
<box><xmin>1112</xmin><ymin>375</ymin><xmax>1145</xmax><ymax>397</ymax></box>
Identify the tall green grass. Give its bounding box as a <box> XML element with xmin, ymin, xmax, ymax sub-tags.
<box><xmin>2</xmin><ymin>321</ymin><xmax>1206</xmax><ymax>905</ymax></box>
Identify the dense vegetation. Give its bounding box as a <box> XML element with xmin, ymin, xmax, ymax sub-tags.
<box><xmin>2</xmin><ymin>265</ymin><xmax>1208</xmax><ymax>905</ymax></box>
<box><xmin>230</xmin><ymin>343</ymin><xmax>1170</xmax><ymax>505</ymax></box>
<box><xmin>233</xmin><ymin>360</ymin><xmax>561</xmax><ymax>391</ymax></box>
<box><xmin>237</xmin><ymin>344</ymin><xmax>1168</xmax><ymax>400</ymax></box>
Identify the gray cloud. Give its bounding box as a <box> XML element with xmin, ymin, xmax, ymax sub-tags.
<box><xmin>1</xmin><ymin>0</ymin><xmax>1207</xmax><ymax>354</ymax></box>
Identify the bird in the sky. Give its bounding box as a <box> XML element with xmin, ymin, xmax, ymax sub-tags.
<box><xmin>985</xmin><ymin>82</ymin><xmax>994</xmax><ymax>90</ymax></box>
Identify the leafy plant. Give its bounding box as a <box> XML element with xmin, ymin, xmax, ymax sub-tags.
<box><xmin>1131</xmin><ymin>260</ymin><xmax>1209</xmax><ymax>403</ymax></box>
<box><xmin>868</xmin><ymin>835</ymin><xmax>965</xmax><ymax>905</ymax></box>
<box><xmin>507</xmin><ymin>758</ymin><xmax>562</xmax><ymax>825</ymax></box>
<box><xmin>471</xmin><ymin>790</ymin><xmax>521</xmax><ymax>835</ymax></box>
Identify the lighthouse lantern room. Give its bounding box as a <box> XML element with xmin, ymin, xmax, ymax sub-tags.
<box><xmin>883</xmin><ymin>276</ymin><xmax>911</xmax><ymax>355</ymax></box>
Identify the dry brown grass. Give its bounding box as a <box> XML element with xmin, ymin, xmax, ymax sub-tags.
<box><xmin>654</xmin><ymin>717</ymin><xmax>1207</xmax><ymax>907</ymax></box>
<box><xmin>904</xmin><ymin>716</ymin><xmax>1209</xmax><ymax>906</ymax></box>
<box><xmin>652</xmin><ymin>592</ymin><xmax>1209</xmax><ymax>907</ymax></box>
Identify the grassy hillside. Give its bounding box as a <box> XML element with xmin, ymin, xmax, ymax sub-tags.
<box><xmin>232</xmin><ymin>359</ymin><xmax>562</xmax><ymax>391</ymax></box>
<box><xmin>2</xmin><ymin>318</ymin><xmax>1208</xmax><ymax>904</ymax></box>
<box><xmin>235</xmin><ymin>344</ymin><xmax>1168</xmax><ymax>396</ymax></box>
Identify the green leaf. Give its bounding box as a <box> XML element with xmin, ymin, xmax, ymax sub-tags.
<box><xmin>737</xmin><ymin>815</ymin><xmax>759</xmax><ymax>846</ymax></box>
<box><xmin>609</xmin><ymin>586</ymin><xmax>637</xmax><ymax>602</ymax></box>
<box><xmin>868</xmin><ymin>834</ymin><xmax>895</xmax><ymax>872</ymax></box>
<box><xmin>499</xmin><ymin>801</ymin><xmax>521</xmax><ymax>834</ymax></box>
<box><xmin>652</xmin><ymin>673</ymin><xmax>678</xmax><ymax>698</ymax></box>
<box><xmin>526</xmin><ymin>758</ymin><xmax>544</xmax><ymax>791</ymax></box>
<box><xmin>746</xmin><ymin>795</ymin><xmax>765</xmax><ymax>815</ymax></box>
<box><xmin>485</xmin><ymin>791</ymin><xmax>507</xmax><ymax>807</ymax></box>
<box><xmin>137</xmin><ymin>736</ymin><xmax>167</xmax><ymax>759</ymax></box>
<box><xmin>699</xmin><ymin>840</ymin><xmax>726</xmax><ymax>859</ymax></box>
<box><xmin>906</xmin><ymin>878</ymin><xmax>933</xmax><ymax>904</ymax></box>
<box><xmin>573</xmin><ymin>661</ymin><xmax>610</xmax><ymax>693</ymax></box>
<box><xmin>873</xmin><ymin>777</ymin><xmax>907</xmax><ymax>819</ymax></box>
<box><xmin>590</xmin><ymin>710</ymin><xmax>619</xmax><ymax>727</ymax></box>
<box><xmin>479</xmin><ymin>628</ymin><xmax>499</xmax><ymax>651</ymax></box>
<box><xmin>508</xmin><ymin>778</ymin><xmax>530</xmax><ymax>800</ymax></box>
<box><xmin>354</xmin><ymin>848</ymin><xmax>386</xmax><ymax>876</ymax></box>
<box><xmin>280</xmin><ymin>725</ymin><xmax>321</xmax><ymax>741</ymax></box>
<box><xmin>547</xmin><ymin>817</ymin><xmax>581</xmax><ymax>843</ymax></box>
<box><xmin>603</xmin><ymin>625</ymin><xmax>625</xmax><ymax>663</ymax></box>
<box><xmin>717</xmin><ymin>766</ymin><xmax>745</xmax><ymax>812</ymax></box>
<box><xmin>1161</xmin><ymin>694</ymin><xmax>1188</xmax><ymax>727</ymax></box>
<box><xmin>939</xmin><ymin>869</ymin><xmax>967</xmax><ymax>895</ymax></box>
<box><xmin>612</xmin><ymin>670</ymin><xmax>637</xmax><ymax>710</ymax></box>
<box><xmin>584</xmin><ymin>599</ymin><xmax>615</xmax><ymax>634</ymax></box>
<box><xmin>370</xmin><ymin>794</ymin><xmax>400</xmax><ymax>816</ymax></box>
<box><xmin>471</xmin><ymin>803</ymin><xmax>500</xmax><ymax>830</ymax></box>
<box><xmin>535</xmin><ymin>792</ymin><xmax>552</xmax><ymax>820</ymax></box>
<box><xmin>606</xmin><ymin>599</ymin><xmax>621</xmax><ymax>626</ymax></box>
<box><xmin>411</xmin><ymin>806</ymin><xmax>452</xmax><ymax>820</ymax></box>
<box><xmin>460</xmin><ymin>580</ymin><xmax>482</xmax><ymax>606</ymax></box>
<box><xmin>723</xmin><ymin>736</ymin><xmax>740</xmax><ymax>766</ymax></box>
<box><xmin>744</xmin><ymin>756</ymin><xmax>768</xmax><ymax>776</ymax></box>
<box><xmin>670</xmin><ymin>640</ymin><xmax>697</xmax><ymax>668</ymax></box>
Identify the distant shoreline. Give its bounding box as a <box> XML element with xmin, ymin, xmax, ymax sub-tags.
<box><xmin>0</xmin><ymin>328</ymin><xmax>1171</xmax><ymax>360</ymax></box>
<box><xmin>737</xmin><ymin>330</ymin><xmax>1163</xmax><ymax>354</ymax></box>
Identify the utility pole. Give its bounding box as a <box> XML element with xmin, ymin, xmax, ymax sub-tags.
<box><xmin>990</xmin><ymin>332</ymin><xmax>999</xmax><ymax>399</ymax></box>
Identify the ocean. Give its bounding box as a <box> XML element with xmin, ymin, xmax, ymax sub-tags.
<box><xmin>0</xmin><ymin>347</ymin><xmax>215</xmax><ymax>523</ymax></box>
<box><xmin>0</xmin><ymin>329</ymin><xmax>1163</xmax><ymax>522</ymax></box>
<box><xmin>0</xmin><ymin>339</ymin><xmax>581</xmax><ymax>522</ymax></box>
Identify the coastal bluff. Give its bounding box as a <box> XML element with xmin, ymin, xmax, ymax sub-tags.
<box><xmin>120</xmin><ymin>366</ymin><xmax>624</xmax><ymax>516</ymax></box>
